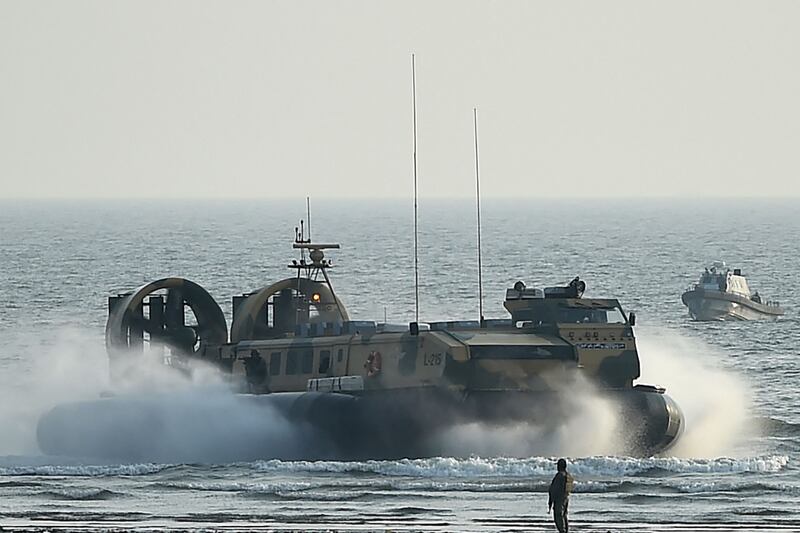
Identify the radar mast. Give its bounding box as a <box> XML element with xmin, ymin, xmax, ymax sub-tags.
<box><xmin>289</xmin><ymin>203</ymin><xmax>345</xmax><ymax>323</ymax></box>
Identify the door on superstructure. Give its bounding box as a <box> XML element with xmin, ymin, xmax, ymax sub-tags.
<box><xmin>316</xmin><ymin>348</ymin><xmax>333</xmax><ymax>377</ymax></box>
<box><xmin>327</xmin><ymin>345</ymin><xmax>349</xmax><ymax>376</ymax></box>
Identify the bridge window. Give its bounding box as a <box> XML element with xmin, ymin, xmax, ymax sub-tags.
<box><xmin>269</xmin><ymin>352</ymin><xmax>282</xmax><ymax>376</ymax></box>
<box><xmin>556</xmin><ymin>307</ymin><xmax>626</xmax><ymax>324</ymax></box>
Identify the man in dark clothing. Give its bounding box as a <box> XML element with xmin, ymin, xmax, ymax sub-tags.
<box><xmin>548</xmin><ymin>458</ymin><xmax>574</xmax><ymax>533</ymax></box>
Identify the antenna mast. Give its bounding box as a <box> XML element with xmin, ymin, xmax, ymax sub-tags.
<box><xmin>306</xmin><ymin>196</ymin><xmax>312</xmax><ymax>243</ymax></box>
<box><xmin>473</xmin><ymin>108</ymin><xmax>484</xmax><ymax>324</ymax></box>
<box><xmin>412</xmin><ymin>53</ymin><xmax>420</xmax><ymax>324</ymax></box>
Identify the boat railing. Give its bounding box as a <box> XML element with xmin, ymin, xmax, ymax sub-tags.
<box><xmin>688</xmin><ymin>284</ymin><xmax>780</xmax><ymax>308</ymax></box>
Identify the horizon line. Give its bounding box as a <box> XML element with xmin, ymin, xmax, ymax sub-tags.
<box><xmin>1</xmin><ymin>195</ymin><xmax>799</xmax><ymax>202</ymax></box>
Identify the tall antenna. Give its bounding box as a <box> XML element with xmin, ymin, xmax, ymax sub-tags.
<box><xmin>473</xmin><ymin>107</ymin><xmax>484</xmax><ymax>324</ymax></box>
<box><xmin>412</xmin><ymin>53</ymin><xmax>420</xmax><ymax>323</ymax></box>
<box><xmin>306</xmin><ymin>196</ymin><xmax>312</xmax><ymax>243</ymax></box>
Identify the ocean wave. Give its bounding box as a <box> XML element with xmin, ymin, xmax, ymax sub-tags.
<box><xmin>733</xmin><ymin>507</ymin><xmax>796</xmax><ymax>516</ymax></box>
<box><xmin>0</xmin><ymin>463</ymin><xmax>174</xmax><ymax>477</ymax></box>
<box><xmin>268</xmin><ymin>490</ymin><xmax>377</xmax><ymax>502</ymax></box>
<box><xmin>651</xmin><ymin>456</ymin><xmax>788</xmax><ymax>476</ymax></box>
<box><xmin>753</xmin><ymin>416</ymin><xmax>800</xmax><ymax>437</ymax></box>
<box><xmin>672</xmin><ymin>481</ymin><xmax>790</xmax><ymax>494</ymax></box>
<box><xmin>154</xmin><ymin>480</ymin><xmax>316</xmax><ymax>493</ymax></box>
<box><xmin>154</xmin><ymin>477</ymin><xmax>619</xmax><ymax>496</ymax></box>
<box><xmin>0</xmin><ymin>454</ymin><xmax>787</xmax><ymax>481</ymax></box>
<box><xmin>618</xmin><ymin>493</ymin><xmax>665</xmax><ymax>503</ymax></box>
<box><xmin>37</xmin><ymin>488</ymin><xmax>124</xmax><ymax>500</ymax></box>
<box><xmin>250</xmin><ymin>455</ymin><xmax>790</xmax><ymax>478</ymax></box>
<box><xmin>147</xmin><ymin>466</ymin><xmax>794</xmax><ymax>500</ymax></box>
<box><xmin>0</xmin><ymin>479</ymin><xmax>43</xmax><ymax>487</ymax></box>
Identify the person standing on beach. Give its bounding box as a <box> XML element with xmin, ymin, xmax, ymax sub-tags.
<box><xmin>548</xmin><ymin>458</ymin><xmax>574</xmax><ymax>533</ymax></box>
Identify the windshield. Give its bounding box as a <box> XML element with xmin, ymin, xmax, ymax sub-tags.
<box><xmin>556</xmin><ymin>306</ymin><xmax>627</xmax><ymax>324</ymax></box>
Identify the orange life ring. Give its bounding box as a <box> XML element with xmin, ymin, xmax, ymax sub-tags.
<box><xmin>365</xmin><ymin>350</ymin><xmax>382</xmax><ymax>377</ymax></box>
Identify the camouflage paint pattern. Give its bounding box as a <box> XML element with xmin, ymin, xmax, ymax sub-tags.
<box><xmin>98</xmin><ymin>274</ymin><xmax>683</xmax><ymax>456</ymax></box>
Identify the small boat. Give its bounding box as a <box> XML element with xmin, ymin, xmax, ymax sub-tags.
<box><xmin>681</xmin><ymin>261</ymin><xmax>784</xmax><ymax>321</ymax></box>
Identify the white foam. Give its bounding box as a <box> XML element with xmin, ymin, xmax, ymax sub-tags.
<box><xmin>250</xmin><ymin>454</ymin><xmax>789</xmax><ymax>478</ymax></box>
<box><xmin>0</xmin><ymin>463</ymin><xmax>171</xmax><ymax>476</ymax></box>
<box><xmin>0</xmin><ymin>454</ymin><xmax>784</xmax><ymax>479</ymax></box>
<box><xmin>158</xmin><ymin>476</ymin><xmax>610</xmax><ymax>494</ymax></box>
<box><xmin>160</xmin><ymin>480</ymin><xmax>315</xmax><ymax>492</ymax></box>
<box><xmin>671</xmin><ymin>480</ymin><xmax>787</xmax><ymax>494</ymax></box>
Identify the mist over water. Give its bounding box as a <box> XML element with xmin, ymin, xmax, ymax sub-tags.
<box><xmin>1</xmin><ymin>199</ymin><xmax>799</xmax><ymax>530</ymax></box>
<box><xmin>432</xmin><ymin>374</ymin><xmax>622</xmax><ymax>458</ymax></box>
<box><xmin>0</xmin><ymin>329</ymin><xmax>110</xmax><ymax>456</ymax></box>
<box><xmin>0</xmin><ymin>328</ymin><xmax>317</xmax><ymax>463</ymax></box>
<box><xmin>637</xmin><ymin>329</ymin><xmax>758</xmax><ymax>458</ymax></box>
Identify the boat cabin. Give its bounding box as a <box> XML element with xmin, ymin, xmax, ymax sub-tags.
<box><xmin>696</xmin><ymin>261</ymin><xmax>751</xmax><ymax>298</ymax></box>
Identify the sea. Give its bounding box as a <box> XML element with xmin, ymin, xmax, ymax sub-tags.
<box><xmin>0</xmin><ymin>198</ymin><xmax>798</xmax><ymax>532</ymax></box>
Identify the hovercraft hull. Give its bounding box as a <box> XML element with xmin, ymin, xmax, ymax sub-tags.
<box><xmin>37</xmin><ymin>387</ymin><xmax>682</xmax><ymax>461</ymax></box>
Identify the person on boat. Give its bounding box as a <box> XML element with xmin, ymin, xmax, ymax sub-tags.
<box><xmin>548</xmin><ymin>458</ymin><xmax>574</xmax><ymax>533</ymax></box>
<box><xmin>245</xmin><ymin>349</ymin><xmax>269</xmax><ymax>393</ymax></box>
<box><xmin>752</xmin><ymin>291</ymin><xmax>762</xmax><ymax>304</ymax></box>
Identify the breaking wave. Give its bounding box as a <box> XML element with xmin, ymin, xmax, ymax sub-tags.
<box><xmin>158</xmin><ymin>477</ymin><xmax>781</xmax><ymax>496</ymax></box>
<box><xmin>0</xmin><ymin>462</ymin><xmax>174</xmax><ymax>477</ymax></box>
<box><xmin>1</xmin><ymin>455</ymin><xmax>787</xmax><ymax>481</ymax></box>
<box><xmin>249</xmin><ymin>455</ymin><xmax>789</xmax><ymax>477</ymax></box>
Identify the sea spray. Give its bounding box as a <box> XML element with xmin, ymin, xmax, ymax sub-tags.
<box><xmin>428</xmin><ymin>371</ymin><xmax>623</xmax><ymax>458</ymax></box>
<box><xmin>0</xmin><ymin>327</ymin><xmax>231</xmax><ymax>456</ymax></box>
<box><xmin>0</xmin><ymin>328</ymin><xmax>110</xmax><ymax>455</ymax></box>
<box><xmin>2</xmin><ymin>326</ymin><xmax>758</xmax><ymax>461</ymax></box>
<box><xmin>0</xmin><ymin>327</ymin><xmax>316</xmax><ymax>462</ymax></box>
<box><xmin>636</xmin><ymin>327</ymin><xmax>757</xmax><ymax>458</ymax></box>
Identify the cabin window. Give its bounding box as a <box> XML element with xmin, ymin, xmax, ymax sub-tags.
<box><xmin>319</xmin><ymin>349</ymin><xmax>331</xmax><ymax>374</ymax></box>
<box><xmin>301</xmin><ymin>349</ymin><xmax>314</xmax><ymax>374</ymax></box>
<box><xmin>556</xmin><ymin>308</ymin><xmax>626</xmax><ymax>324</ymax></box>
<box><xmin>286</xmin><ymin>350</ymin><xmax>299</xmax><ymax>375</ymax></box>
<box><xmin>337</xmin><ymin>348</ymin><xmax>344</xmax><ymax>362</ymax></box>
<box><xmin>269</xmin><ymin>352</ymin><xmax>281</xmax><ymax>375</ymax></box>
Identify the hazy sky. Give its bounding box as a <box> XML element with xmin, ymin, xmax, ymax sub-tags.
<box><xmin>1</xmin><ymin>1</ymin><xmax>799</xmax><ymax>199</ymax></box>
